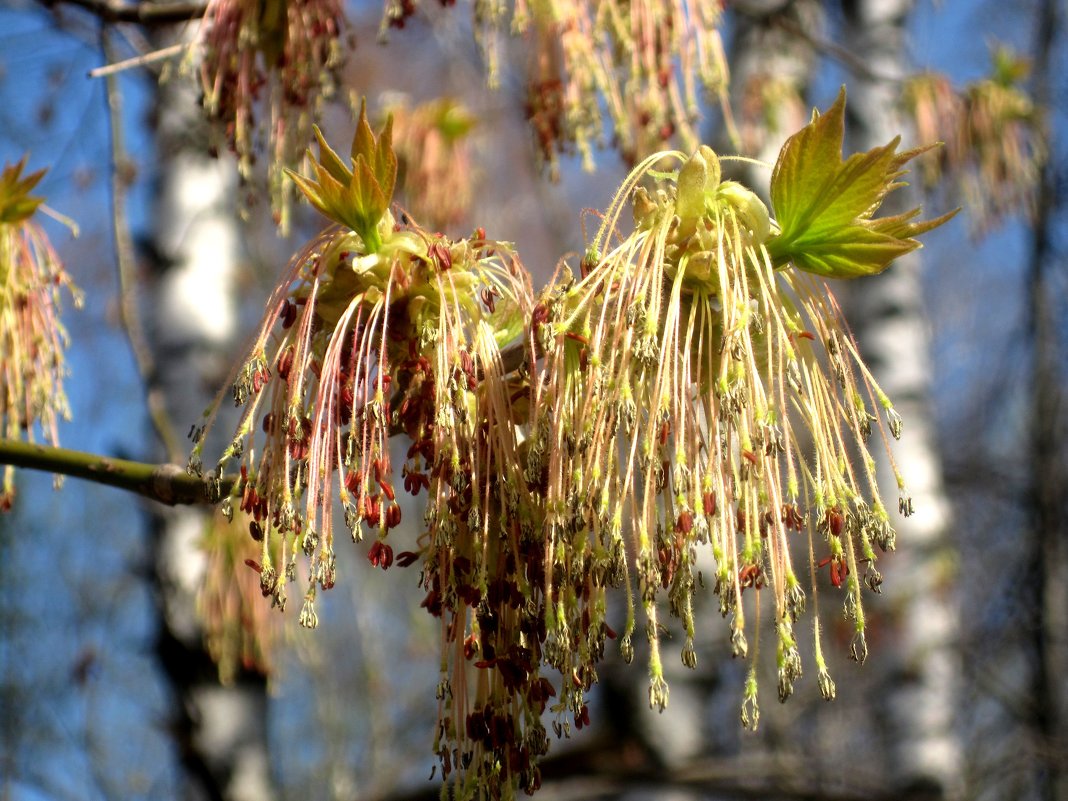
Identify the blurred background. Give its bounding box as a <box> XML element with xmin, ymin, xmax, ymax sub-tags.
<box><xmin>0</xmin><ymin>1</ymin><xmax>1064</xmax><ymax>800</ymax></box>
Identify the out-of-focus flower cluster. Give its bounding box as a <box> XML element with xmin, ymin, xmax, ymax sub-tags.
<box><xmin>198</xmin><ymin>0</ymin><xmax>345</xmax><ymax>230</ymax></box>
<box><xmin>0</xmin><ymin>159</ymin><xmax>80</xmax><ymax>510</ymax></box>
<box><xmin>198</xmin><ymin>507</ymin><xmax>281</xmax><ymax>684</ymax></box>
<box><xmin>904</xmin><ymin>45</ymin><xmax>1042</xmax><ymax>232</ymax></box>
<box><xmin>385</xmin><ymin>96</ymin><xmax>477</xmax><ymax>232</ymax></box>
<box><xmin>194</xmin><ymin>95</ymin><xmax>952</xmax><ymax>799</ymax></box>
<box><xmin>738</xmin><ymin>72</ymin><xmax>807</xmax><ymax>158</ymax></box>
<box><xmin>381</xmin><ymin>0</ymin><xmax>731</xmax><ymax>175</ymax></box>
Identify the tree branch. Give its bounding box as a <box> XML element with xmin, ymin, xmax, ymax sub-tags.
<box><xmin>0</xmin><ymin>438</ymin><xmax>229</xmax><ymax>506</ymax></box>
<box><xmin>41</xmin><ymin>0</ymin><xmax>207</xmax><ymax>25</ymax></box>
<box><xmin>0</xmin><ymin>339</ymin><xmax>532</xmax><ymax>509</ymax></box>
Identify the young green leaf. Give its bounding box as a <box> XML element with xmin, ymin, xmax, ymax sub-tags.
<box><xmin>285</xmin><ymin>100</ymin><xmax>397</xmax><ymax>253</ymax></box>
<box><xmin>766</xmin><ymin>88</ymin><xmax>957</xmax><ymax>278</ymax></box>
<box><xmin>0</xmin><ymin>158</ymin><xmax>46</xmax><ymax>225</ymax></box>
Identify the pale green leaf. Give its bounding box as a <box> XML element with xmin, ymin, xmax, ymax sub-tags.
<box><xmin>766</xmin><ymin>88</ymin><xmax>957</xmax><ymax>278</ymax></box>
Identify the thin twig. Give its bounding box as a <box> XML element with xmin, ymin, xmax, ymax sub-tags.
<box><xmin>0</xmin><ymin>438</ymin><xmax>230</xmax><ymax>506</ymax></box>
<box><xmin>42</xmin><ymin>0</ymin><xmax>207</xmax><ymax>25</ymax></box>
<box><xmin>730</xmin><ymin>3</ymin><xmax>902</xmax><ymax>85</ymax></box>
<box><xmin>771</xmin><ymin>15</ymin><xmax>903</xmax><ymax>85</ymax></box>
<box><xmin>102</xmin><ymin>30</ymin><xmax>185</xmax><ymax>461</ymax></box>
<box><xmin>89</xmin><ymin>41</ymin><xmax>188</xmax><ymax>78</ymax></box>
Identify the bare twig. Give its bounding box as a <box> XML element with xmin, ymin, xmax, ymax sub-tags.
<box><xmin>41</xmin><ymin>0</ymin><xmax>206</xmax><ymax>25</ymax></box>
<box><xmin>102</xmin><ymin>31</ymin><xmax>184</xmax><ymax>462</ymax></box>
<box><xmin>89</xmin><ymin>42</ymin><xmax>188</xmax><ymax>78</ymax></box>
<box><xmin>0</xmin><ymin>438</ymin><xmax>230</xmax><ymax>506</ymax></box>
<box><xmin>771</xmin><ymin>14</ymin><xmax>902</xmax><ymax>85</ymax></box>
<box><xmin>730</xmin><ymin>3</ymin><xmax>902</xmax><ymax>85</ymax></box>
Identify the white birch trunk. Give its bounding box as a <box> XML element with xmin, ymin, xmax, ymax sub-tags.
<box><xmin>722</xmin><ymin>4</ymin><xmax>961</xmax><ymax>796</ymax></box>
<box><xmin>841</xmin><ymin>1</ymin><xmax>963</xmax><ymax>795</ymax></box>
<box><xmin>149</xmin><ymin>67</ymin><xmax>276</xmax><ymax>801</ymax></box>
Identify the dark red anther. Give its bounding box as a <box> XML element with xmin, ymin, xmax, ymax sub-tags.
<box><xmin>396</xmin><ymin>550</ymin><xmax>420</xmax><ymax>568</ymax></box>
<box><xmin>338</xmin><ymin>381</ymin><xmax>354</xmax><ymax>409</ymax></box>
<box><xmin>429</xmin><ymin>240</ymin><xmax>452</xmax><ymax>271</ymax></box>
<box><xmin>703</xmin><ymin>491</ymin><xmax>717</xmax><ymax>516</ymax></box>
<box><xmin>761</xmin><ymin>510</ymin><xmax>776</xmax><ymax>536</ymax></box>
<box><xmin>378</xmin><ymin>477</ymin><xmax>396</xmax><ymax>502</ymax></box>
<box><xmin>830</xmin><ymin>560</ymin><xmax>846</xmax><ymax>587</ymax></box>
<box><xmin>404</xmin><ymin>470</ymin><xmax>430</xmax><ymax>496</ymax></box>
<box><xmin>244</xmin><ymin>559</ymin><xmax>261</xmax><ymax>573</ymax></box>
<box><xmin>742</xmin><ymin>449</ymin><xmax>758</xmax><ymax>465</ymax></box>
<box><xmin>463</xmin><ymin>634</ymin><xmax>478</xmax><ymax>660</ymax></box>
<box><xmin>420</xmin><ymin>589</ymin><xmax>442</xmax><ymax>616</ymax></box>
<box><xmin>738</xmin><ymin>563</ymin><xmax>763</xmax><ymax>590</ymax></box>
<box><xmin>458</xmin><ymin>349</ymin><xmax>474</xmax><ymax>379</ymax></box>
<box><xmin>249</xmin><ymin>521</ymin><xmax>264</xmax><ymax>541</ymax></box>
<box><xmin>276</xmin><ymin>347</ymin><xmax>294</xmax><ymax>381</ymax></box>
<box><xmin>782</xmin><ymin>503</ymin><xmax>805</xmax><ymax>531</ymax></box>
<box><xmin>575</xmin><ymin>704</ymin><xmax>591</xmax><ymax>730</ymax></box>
<box><xmin>384</xmin><ymin>504</ymin><xmax>402</xmax><ymax>530</ymax></box>
<box><xmin>344</xmin><ymin>470</ymin><xmax>362</xmax><ymax>494</ymax></box>
<box><xmin>363</xmin><ymin>494</ymin><xmax>381</xmax><ymax>528</ymax></box>
<box><xmin>817</xmin><ymin>555</ymin><xmax>849</xmax><ymax>588</ymax></box>
<box><xmin>280</xmin><ymin>300</ymin><xmax>297</xmax><ymax>329</ymax></box>
<box><xmin>530</xmin><ymin>303</ymin><xmax>550</xmax><ymax>330</ymax></box>
<box><xmin>659</xmin><ymin>419</ymin><xmax>670</xmax><ymax>446</ymax></box>
<box><xmin>826</xmin><ymin>507</ymin><xmax>845</xmax><ymax>537</ymax></box>
<box><xmin>675</xmin><ymin>510</ymin><xmax>694</xmax><ymax>534</ymax></box>
<box><xmin>367</xmin><ymin>540</ymin><xmax>394</xmax><ymax>570</ymax></box>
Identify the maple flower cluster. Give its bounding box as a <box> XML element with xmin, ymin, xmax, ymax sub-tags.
<box><xmin>195</xmin><ymin>93</ymin><xmax>953</xmax><ymax>799</ymax></box>
<box><xmin>198</xmin><ymin>0</ymin><xmax>344</xmax><ymax>229</ymax></box>
<box><xmin>903</xmin><ymin>45</ymin><xmax>1042</xmax><ymax>230</ymax></box>
<box><xmin>0</xmin><ymin>159</ymin><xmax>80</xmax><ymax>510</ymax></box>
<box><xmin>386</xmin><ymin>97</ymin><xmax>478</xmax><ymax>232</ymax></box>
<box><xmin>380</xmin><ymin>0</ymin><xmax>732</xmax><ymax>174</ymax></box>
<box><xmin>197</xmin><ymin>506</ymin><xmax>280</xmax><ymax>684</ymax></box>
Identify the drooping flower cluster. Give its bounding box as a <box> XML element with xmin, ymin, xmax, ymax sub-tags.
<box><xmin>198</xmin><ymin>0</ymin><xmax>345</xmax><ymax>229</ymax></box>
<box><xmin>191</xmin><ymin>105</ymin><xmax>554</xmax><ymax>794</ymax></box>
<box><xmin>197</xmin><ymin>506</ymin><xmax>281</xmax><ymax>684</ymax></box>
<box><xmin>380</xmin><ymin>0</ymin><xmax>732</xmax><ymax>174</ymax></box>
<box><xmin>0</xmin><ymin>159</ymin><xmax>80</xmax><ymax>510</ymax></box>
<box><xmin>386</xmin><ymin>96</ymin><xmax>477</xmax><ymax>232</ymax></box>
<box><xmin>903</xmin><ymin>45</ymin><xmax>1042</xmax><ymax>232</ymax></box>
<box><xmin>196</xmin><ymin>93</ymin><xmax>954</xmax><ymax>799</ymax></box>
<box><xmin>517</xmin><ymin>0</ymin><xmax>733</xmax><ymax>171</ymax></box>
